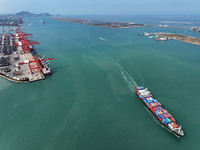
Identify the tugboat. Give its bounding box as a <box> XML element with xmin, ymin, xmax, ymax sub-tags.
<box><xmin>135</xmin><ymin>86</ymin><xmax>184</xmax><ymax>137</ymax></box>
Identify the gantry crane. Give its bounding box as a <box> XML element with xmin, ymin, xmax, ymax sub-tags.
<box><xmin>18</xmin><ymin>55</ymin><xmax>55</xmax><ymax>74</ymax></box>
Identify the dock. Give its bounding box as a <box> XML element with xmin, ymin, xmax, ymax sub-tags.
<box><xmin>15</xmin><ymin>37</ymin><xmax>45</xmax><ymax>82</ymax></box>
<box><xmin>0</xmin><ymin>26</ymin><xmax>54</xmax><ymax>83</ymax></box>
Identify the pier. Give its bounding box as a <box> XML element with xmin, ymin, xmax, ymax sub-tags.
<box><xmin>0</xmin><ymin>26</ymin><xmax>55</xmax><ymax>83</ymax></box>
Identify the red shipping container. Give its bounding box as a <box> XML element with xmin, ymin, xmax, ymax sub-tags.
<box><xmin>152</xmin><ymin>107</ymin><xmax>157</xmax><ymax>112</ymax></box>
<box><xmin>158</xmin><ymin>116</ymin><xmax>162</xmax><ymax>121</ymax></box>
<box><xmin>174</xmin><ymin>123</ymin><xmax>179</xmax><ymax>128</ymax></box>
<box><xmin>170</xmin><ymin>117</ymin><xmax>175</xmax><ymax>122</ymax></box>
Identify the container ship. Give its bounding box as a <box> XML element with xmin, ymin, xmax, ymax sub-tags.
<box><xmin>135</xmin><ymin>86</ymin><xmax>184</xmax><ymax>137</ymax></box>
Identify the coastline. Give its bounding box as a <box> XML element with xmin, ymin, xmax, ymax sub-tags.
<box><xmin>0</xmin><ymin>73</ymin><xmax>29</xmax><ymax>83</ymax></box>
<box><xmin>53</xmin><ymin>17</ymin><xmax>200</xmax><ymax>46</ymax></box>
<box><xmin>151</xmin><ymin>33</ymin><xmax>200</xmax><ymax>45</ymax></box>
<box><xmin>52</xmin><ymin>17</ymin><xmax>148</xmax><ymax>29</ymax></box>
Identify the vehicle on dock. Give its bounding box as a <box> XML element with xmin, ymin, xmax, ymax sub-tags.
<box><xmin>135</xmin><ymin>86</ymin><xmax>184</xmax><ymax>137</ymax></box>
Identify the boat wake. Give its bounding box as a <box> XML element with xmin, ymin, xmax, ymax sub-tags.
<box><xmin>114</xmin><ymin>61</ymin><xmax>138</xmax><ymax>93</ymax></box>
<box><xmin>98</xmin><ymin>37</ymin><xmax>109</xmax><ymax>42</ymax></box>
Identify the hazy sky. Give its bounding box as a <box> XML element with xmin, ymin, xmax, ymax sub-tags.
<box><xmin>0</xmin><ymin>0</ymin><xmax>199</xmax><ymax>15</ymax></box>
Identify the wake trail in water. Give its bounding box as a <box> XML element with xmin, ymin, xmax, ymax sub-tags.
<box><xmin>108</xmin><ymin>57</ymin><xmax>138</xmax><ymax>93</ymax></box>
<box><xmin>117</xmin><ymin>63</ymin><xmax>138</xmax><ymax>93</ymax></box>
<box><xmin>98</xmin><ymin>37</ymin><xmax>109</xmax><ymax>42</ymax></box>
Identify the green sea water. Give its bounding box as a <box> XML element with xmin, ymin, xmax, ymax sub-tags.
<box><xmin>1</xmin><ymin>16</ymin><xmax>200</xmax><ymax>150</ymax></box>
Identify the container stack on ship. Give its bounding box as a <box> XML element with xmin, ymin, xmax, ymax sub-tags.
<box><xmin>0</xmin><ymin>25</ymin><xmax>55</xmax><ymax>83</ymax></box>
<box><xmin>135</xmin><ymin>86</ymin><xmax>184</xmax><ymax>137</ymax></box>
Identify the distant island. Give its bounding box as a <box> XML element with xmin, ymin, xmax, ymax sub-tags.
<box><xmin>53</xmin><ymin>17</ymin><xmax>200</xmax><ymax>46</ymax></box>
<box><xmin>147</xmin><ymin>33</ymin><xmax>200</xmax><ymax>45</ymax></box>
<box><xmin>53</xmin><ymin>17</ymin><xmax>149</xmax><ymax>29</ymax></box>
<box><xmin>53</xmin><ymin>17</ymin><xmax>200</xmax><ymax>34</ymax></box>
<box><xmin>0</xmin><ymin>11</ymin><xmax>53</xmax><ymax>18</ymax></box>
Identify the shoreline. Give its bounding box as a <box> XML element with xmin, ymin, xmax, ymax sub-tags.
<box><xmin>52</xmin><ymin>17</ymin><xmax>148</xmax><ymax>29</ymax></box>
<box><xmin>53</xmin><ymin>16</ymin><xmax>200</xmax><ymax>46</ymax></box>
<box><xmin>52</xmin><ymin>17</ymin><xmax>196</xmax><ymax>31</ymax></box>
<box><xmin>0</xmin><ymin>73</ymin><xmax>29</xmax><ymax>83</ymax></box>
<box><xmin>151</xmin><ymin>33</ymin><xmax>200</xmax><ymax>45</ymax></box>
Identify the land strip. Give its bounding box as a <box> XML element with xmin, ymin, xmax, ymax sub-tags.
<box><xmin>53</xmin><ymin>17</ymin><xmax>149</xmax><ymax>29</ymax></box>
<box><xmin>151</xmin><ymin>33</ymin><xmax>200</xmax><ymax>45</ymax></box>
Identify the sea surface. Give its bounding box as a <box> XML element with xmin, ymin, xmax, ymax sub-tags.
<box><xmin>1</xmin><ymin>15</ymin><xmax>200</xmax><ymax>150</ymax></box>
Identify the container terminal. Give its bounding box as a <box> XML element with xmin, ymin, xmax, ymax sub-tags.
<box><xmin>0</xmin><ymin>17</ymin><xmax>23</xmax><ymax>26</ymax></box>
<box><xmin>0</xmin><ymin>26</ymin><xmax>55</xmax><ymax>83</ymax></box>
<box><xmin>136</xmin><ymin>86</ymin><xmax>184</xmax><ymax>137</ymax></box>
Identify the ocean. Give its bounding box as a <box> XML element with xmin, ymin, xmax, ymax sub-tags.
<box><xmin>0</xmin><ymin>15</ymin><xmax>200</xmax><ymax>150</ymax></box>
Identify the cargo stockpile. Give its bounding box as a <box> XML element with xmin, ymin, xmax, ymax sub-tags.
<box><xmin>135</xmin><ymin>86</ymin><xmax>184</xmax><ymax>137</ymax></box>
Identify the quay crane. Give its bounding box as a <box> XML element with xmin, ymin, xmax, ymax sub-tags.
<box><xmin>18</xmin><ymin>55</ymin><xmax>55</xmax><ymax>75</ymax></box>
<box><xmin>14</xmin><ymin>26</ymin><xmax>55</xmax><ymax>75</ymax></box>
<box><xmin>13</xmin><ymin>27</ymin><xmax>40</xmax><ymax>53</ymax></box>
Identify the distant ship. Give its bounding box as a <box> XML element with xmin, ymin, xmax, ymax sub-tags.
<box><xmin>135</xmin><ymin>86</ymin><xmax>184</xmax><ymax>137</ymax></box>
<box><xmin>41</xmin><ymin>20</ymin><xmax>45</xmax><ymax>24</ymax></box>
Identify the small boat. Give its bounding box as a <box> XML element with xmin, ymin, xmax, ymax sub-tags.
<box><xmin>144</xmin><ymin>32</ymin><xmax>149</xmax><ymax>36</ymax></box>
<box><xmin>41</xmin><ymin>20</ymin><xmax>45</xmax><ymax>24</ymax></box>
<box><xmin>138</xmin><ymin>33</ymin><xmax>144</xmax><ymax>36</ymax></box>
<box><xmin>148</xmin><ymin>36</ymin><xmax>155</xmax><ymax>38</ymax></box>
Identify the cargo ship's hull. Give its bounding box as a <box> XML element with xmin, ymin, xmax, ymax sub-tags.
<box><xmin>135</xmin><ymin>87</ymin><xmax>184</xmax><ymax>137</ymax></box>
<box><xmin>136</xmin><ymin>93</ymin><xmax>181</xmax><ymax>137</ymax></box>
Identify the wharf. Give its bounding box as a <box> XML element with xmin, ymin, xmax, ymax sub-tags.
<box><xmin>0</xmin><ymin>31</ymin><xmax>51</xmax><ymax>83</ymax></box>
<box><xmin>0</xmin><ymin>17</ymin><xmax>54</xmax><ymax>83</ymax></box>
<box><xmin>0</xmin><ymin>18</ymin><xmax>23</xmax><ymax>26</ymax></box>
<box><xmin>14</xmin><ymin>37</ymin><xmax>45</xmax><ymax>82</ymax></box>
